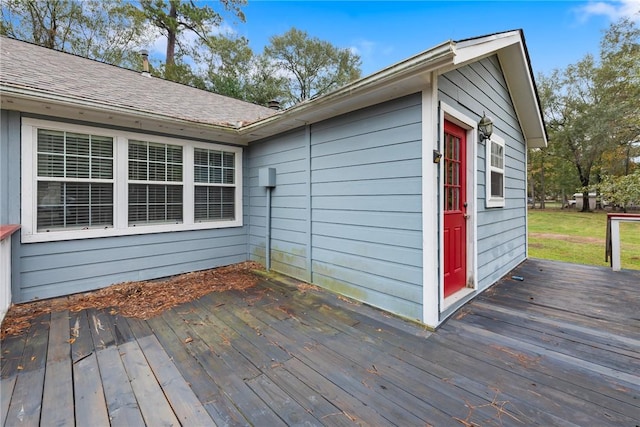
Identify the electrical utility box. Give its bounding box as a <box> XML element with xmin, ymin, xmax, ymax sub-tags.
<box><xmin>259</xmin><ymin>168</ymin><xmax>276</xmax><ymax>188</ymax></box>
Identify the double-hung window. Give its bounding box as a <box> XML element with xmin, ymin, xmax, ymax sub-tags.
<box><xmin>128</xmin><ymin>141</ymin><xmax>183</xmax><ymax>225</ymax></box>
<box><xmin>36</xmin><ymin>129</ymin><xmax>114</xmax><ymax>231</ymax></box>
<box><xmin>22</xmin><ymin>118</ymin><xmax>242</xmax><ymax>242</ymax></box>
<box><xmin>194</xmin><ymin>148</ymin><xmax>235</xmax><ymax>221</ymax></box>
<box><xmin>485</xmin><ymin>133</ymin><xmax>505</xmax><ymax>208</ymax></box>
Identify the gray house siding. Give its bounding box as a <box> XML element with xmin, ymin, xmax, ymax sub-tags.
<box><xmin>248</xmin><ymin>94</ymin><xmax>424</xmax><ymax>321</ymax></box>
<box><xmin>1</xmin><ymin>110</ymin><xmax>20</xmax><ymax>226</ymax></box>
<box><xmin>439</xmin><ymin>55</ymin><xmax>528</xmax><ymax>290</ymax></box>
<box><xmin>1</xmin><ymin>111</ymin><xmax>249</xmax><ymax>302</ymax></box>
<box><xmin>247</xmin><ymin>128</ymin><xmax>309</xmax><ymax>280</ymax></box>
<box><xmin>18</xmin><ymin>230</ymin><xmax>247</xmax><ymax>302</ymax></box>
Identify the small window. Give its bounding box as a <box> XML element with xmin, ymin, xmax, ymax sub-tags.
<box><xmin>485</xmin><ymin>134</ymin><xmax>505</xmax><ymax>208</ymax></box>
<box><xmin>36</xmin><ymin>129</ymin><xmax>114</xmax><ymax>231</ymax></box>
<box><xmin>194</xmin><ymin>148</ymin><xmax>236</xmax><ymax>221</ymax></box>
<box><xmin>128</xmin><ymin>140</ymin><xmax>183</xmax><ymax>225</ymax></box>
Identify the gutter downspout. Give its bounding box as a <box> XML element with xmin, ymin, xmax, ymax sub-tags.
<box><xmin>259</xmin><ymin>168</ymin><xmax>276</xmax><ymax>270</ymax></box>
<box><xmin>266</xmin><ymin>186</ymin><xmax>272</xmax><ymax>271</ymax></box>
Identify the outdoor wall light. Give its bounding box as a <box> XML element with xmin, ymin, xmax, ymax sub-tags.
<box><xmin>478</xmin><ymin>112</ymin><xmax>494</xmax><ymax>143</ymax></box>
<box><xmin>433</xmin><ymin>149</ymin><xmax>443</xmax><ymax>163</ymax></box>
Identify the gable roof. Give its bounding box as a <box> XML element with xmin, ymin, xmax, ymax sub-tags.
<box><xmin>241</xmin><ymin>29</ymin><xmax>547</xmax><ymax>148</ymax></box>
<box><xmin>0</xmin><ymin>31</ymin><xmax>546</xmax><ymax>148</ymax></box>
<box><xmin>0</xmin><ymin>36</ymin><xmax>276</xmax><ymax>143</ymax></box>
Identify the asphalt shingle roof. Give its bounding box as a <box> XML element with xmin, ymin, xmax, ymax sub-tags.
<box><xmin>0</xmin><ymin>37</ymin><xmax>277</xmax><ymax>127</ymax></box>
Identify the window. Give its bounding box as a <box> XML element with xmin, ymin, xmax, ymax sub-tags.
<box><xmin>36</xmin><ymin>129</ymin><xmax>114</xmax><ymax>231</ymax></box>
<box><xmin>128</xmin><ymin>141</ymin><xmax>183</xmax><ymax>225</ymax></box>
<box><xmin>485</xmin><ymin>134</ymin><xmax>505</xmax><ymax>208</ymax></box>
<box><xmin>22</xmin><ymin>119</ymin><xmax>242</xmax><ymax>242</ymax></box>
<box><xmin>194</xmin><ymin>148</ymin><xmax>235</xmax><ymax>221</ymax></box>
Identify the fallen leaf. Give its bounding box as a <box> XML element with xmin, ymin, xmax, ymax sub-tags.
<box><xmin>184</xmin><ymin>337</ymin><xmax>193</xmax><ymax>344</ymax></box>
<box><xmin>1</xmin><ymin>261</ymin><xmax>263</xmax><ymax>339</ymax></box>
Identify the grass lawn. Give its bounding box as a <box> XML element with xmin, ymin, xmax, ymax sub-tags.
<box><xmin>528</xmin><ymin>209</ymin><xmax>640</xmax><ymax>270</ymax></box>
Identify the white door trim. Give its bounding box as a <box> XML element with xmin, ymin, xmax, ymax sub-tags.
<box><xmin>439</xmin><ymin>102</ymin><xmax>479</xmax><ymax>314</ymax></box>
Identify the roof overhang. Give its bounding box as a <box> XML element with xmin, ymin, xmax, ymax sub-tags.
<box><xmin>1</xmin><ymin>30</ymin><xmax>546</xmax><ymax>149</ymax></box>
<box><xmin>242</xmin><ymin>30</ymin><xmax>547</xmax><ymax>149</ymax></box>
<box><xmin>0</xmin><ymin>85</ymin><xmax>246</xmax><ymax>145</ymax></box>
<box><xmin>450</xmin><ymin>31</ymin><xmax>547</xmax><ymax>148</ymax></box>
<box><xmin>238</xmin><ymin>41</ymin><xmax>455</xmax><ymax>143</ymax></box>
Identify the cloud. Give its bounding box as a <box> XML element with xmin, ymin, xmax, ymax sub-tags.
<box><xmin>577</xmin><ymin>0</ymin><xmax>640</xmax><ymax>22</ymax></box>
<box><xmin>348</xmin><ymin>39</ymin><xmax>396</xmax><ymax>75</ymax></box>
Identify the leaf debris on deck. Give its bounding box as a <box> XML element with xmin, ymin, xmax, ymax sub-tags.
<box><xmin>1</xmin><ymin>261</ymin><xmax>263</xmax><ymax>339</ymax></box>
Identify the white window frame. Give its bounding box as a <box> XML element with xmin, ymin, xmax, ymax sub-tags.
<box><xmin>21</xmin><ymin>118</ymin><xmax>243</xmax><ymax>243</ymax></box>
<box><xmin>127</xmin><ymin>139</ymin><xmax>185</xmax><ymax>226</ymax></box>
<box><xmin>485</xmin><ymin>133</ymin><xmax>505</xmax><ymax>208</ymax></box>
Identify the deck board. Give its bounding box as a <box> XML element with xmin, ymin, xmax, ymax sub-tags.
<box><xmin>41</xmin><ymin>311</ymin><xmax>74</xmax><ymax>426</ymax></box>
<box><xmin>3</xmin><ymin>314</ymin><xmax>50</xmax><ymax>426</ymax></box>
<box><xmin>119</xmin><ymin>339</ymin><xmax>181</xmax><ymax>426</ymax></box>
<box><xmin>87</xmin><ymin>308</ymin><xmax>145</xmax><ymax>426</ymax></box>
<box><xmin>1</xmin><ymin>258</ymin><xmax>639</xmax><ymax>426</ymax></box>
<box><xmin>135</xmin><ymin>334</ymin><xmax>216</xmax><ymax>426</ymax></box>
<box><xmin>73</xmin><ymin>352</ymin><xmax>110</xmax><ymax>427</ymax></box>
<box><xmin>142</xmin><ymin>315</ymin><xmax>246</xmax><ymax>426</ymax></box>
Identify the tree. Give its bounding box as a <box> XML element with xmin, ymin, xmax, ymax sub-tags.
<box><xmin>139</xmin><ymin>0</ymin><xmax>245</xmax><ymax>74</ymax></box>
<box><xmin>157</xmin><ymin>57</ymin><xmax>206</xmax><ymax>88</ymax></box>
<box><xmin>536</xmin><ymin>18</ymin><xmax>640</xmax><ymax>212</ymax></box>
<box><xmin>200</xmin><ymin>35</ymin><xmax>286</xmax><ymax>106</ymax></box>
<box><xmin>243</xmin><ymin>54</ymin><xmax>289</xmax><ymax>107</ymax></box>
<box><xmin>1</xmin><ymin>0</ymin><xmax>148</xmax><ymax>68</ymax></box>
<box><xmin>599</xmin><ymin>171</ymin><xmax>640</xmax><ymax>212</ymax></box>
<box><xmin>264</xmin><ymin>28</ymin><xmax>362</xmax><ymax>106</ymax></box>
<box><xmin>597</xmin><ymin>18</ymin><xmax>640</xmax><ymax>176</ymax></box>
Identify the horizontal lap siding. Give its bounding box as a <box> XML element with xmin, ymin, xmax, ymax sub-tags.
<box><xmin>3</xmin><ymin>111</ymin><xmax>250</xmax><ymax>302</ymax></box>
<box><xmin>18</xmin><ymin>229</ymin><xmax>246</xmax><ymax>301</ymax></box>
<box><xmin>310</xmin><ymin>94</ymin><xmax>423</xmax><ymax>321</ymax></box>
<box><xmin>439</xmin><ymin>56</ymin><xmax>527</xmax><ymax>290</ymax></box>
<box><xmin>247</xmin><ymin>129</ymin><xmax>309</xmax><ymax>279</ymax></box>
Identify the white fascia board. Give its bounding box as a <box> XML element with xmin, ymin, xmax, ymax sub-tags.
<box><xmin>452</xmin><ymin>31</ymin><xmax>522</xmax><ymax>66</ymax></box>
<box><xmin>497</xmin><ymin>44</ymin><xmax>548</xmax><ymax>149</ymax></box>
<box><xmin>450</xmin><ymin>32</ymin><xmax>548</xmax><ymax>149</ymax></box>
<box><xmin>240</xmin><ymin>42</ymin><xmax>456</xmax><ymax>142</ymax></box>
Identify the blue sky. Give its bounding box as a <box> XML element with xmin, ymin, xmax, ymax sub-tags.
<box><xmin>215</xmin><ymin>0</ymin><xmax>640</xmax><ymax>78</ymax></box>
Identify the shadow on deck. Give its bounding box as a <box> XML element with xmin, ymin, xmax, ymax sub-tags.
<box><xmin>2</xmin><ymin>258</ymin><xmax>639</xmax><ymax>426</ymax></box>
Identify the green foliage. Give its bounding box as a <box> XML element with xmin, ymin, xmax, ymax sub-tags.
<box><xmin>533</xmin><ymin>18</ymin><xmax>640</xmax><ymax>211</ymax></box>
<box><xmin>139</xmin><ymin>0</ymin><xmax>245</xmax><ymax>69</ymax></box>
<box><xmin>264</xmin><ymin>28</ymin><xmax>362</xmax><ymax>106</ymax></box>
<box><xmin>158</xmin><ymin>58</ymin><xmax>206</xmax><ymax>89</ymax></box>
<box><xmin>598</xmin><ymin>170</ymin><xmax>640</xmax><ymax>210</ymax></box>
<box><xmin>2</xmin><ymin>2</ymin><xmax>362</xmax><ymax>108</ymax></box>
<box><xmin>200</xmin><ymin>35</ymin><xmax>287</xmax><ymax>105</ymax></box>
<box><xmin>0</xmin><ymin>0</ymin><xmax>148</xmax><ymax>67</ymax></box>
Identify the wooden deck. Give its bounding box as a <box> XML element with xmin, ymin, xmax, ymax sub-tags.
<box><xmin>2</xmin><ymin>258</ymin><xmax>639</xmax><ymax>426</ymax></box>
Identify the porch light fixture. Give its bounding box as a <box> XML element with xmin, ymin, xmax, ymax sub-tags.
<box><xmin>433</xmin><ymin>149</ymin><xmax>443</xmax><ymax>163</ymax></box>
<box><xmin>478</xmin><ymin>112</ymin><xmax>494</xmax><ymax>143</ymax></box>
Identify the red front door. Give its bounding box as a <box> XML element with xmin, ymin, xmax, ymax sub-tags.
<box><xmin>443</xmin><ymin>121</ymin><xmax>467</xmax><ymax>298</ymax></box>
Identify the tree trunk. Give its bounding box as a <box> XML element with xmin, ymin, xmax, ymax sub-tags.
<box><xmin>530</xmin><ymin>179</ymin><xmax>536</xmax><ymax>209</ymax></box>
<box><xmin>576</xmin><ymin>163</ymin><xmax>591</xmax><ymax>212</ymax></box>
<box><xmin>165</xmin><ymin>1</ymin><xmax>178</xmax><ymax>67</ymax></box>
